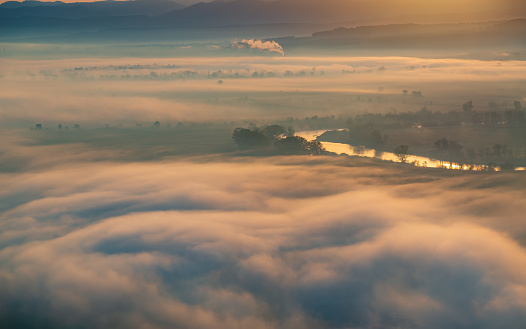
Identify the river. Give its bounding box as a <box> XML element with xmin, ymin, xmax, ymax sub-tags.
<box><xmin>296</xmin><ymin>130</ymin><xmax>526</xmax><ymax>172</ymax></box>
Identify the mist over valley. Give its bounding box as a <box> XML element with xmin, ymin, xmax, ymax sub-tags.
<box><xmin>1</xmin><ymin>1</ymin><xmax>526</xmax><ymax>328</ymax></box>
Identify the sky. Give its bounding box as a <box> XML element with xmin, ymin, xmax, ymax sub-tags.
<box><xmin>0</xmin><ymin>0</ymin><xmax>210</xmax><ymax>5</ymax></box>
<box><xmin>2</xmin><ymin>0</ymin><xmax>523</xmax><ymax>11</ymax></box>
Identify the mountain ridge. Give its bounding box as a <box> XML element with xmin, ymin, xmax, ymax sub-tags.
<box><xmin>2</xmin><ymin>0</ymin><xmax>525</xmax><ymax>24</ymax></box>
<box><xmin>0</xmin><ymin>0</ymin><xmax>185</xmax><ymax>18</ymax></box>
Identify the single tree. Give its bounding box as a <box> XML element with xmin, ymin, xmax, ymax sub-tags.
<box><xmin>462</xmin><ymin>100</ymin><xmax>473</xmax><ymax>112</ymax></box>
<box><xmin>393</xmin><ymin>145</ymin><xmax>410</xmax><ymax>163</ymax></box>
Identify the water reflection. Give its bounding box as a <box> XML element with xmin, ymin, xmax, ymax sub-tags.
<box><xmin>296</xmin><ymin>130</ymin><xmax>515</xmax><ymax>172</ymax></box>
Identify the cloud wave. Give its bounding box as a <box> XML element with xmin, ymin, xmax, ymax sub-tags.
<box><xmin>1</xmin><ymin>151</ymin><xmax>526</xmax><ymax>328</ymax></box>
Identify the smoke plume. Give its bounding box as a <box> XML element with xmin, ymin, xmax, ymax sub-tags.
<box><xmin>232</xmin><ymin>39</ymin><xmax>285</xmax><ymax>56</ymax></box>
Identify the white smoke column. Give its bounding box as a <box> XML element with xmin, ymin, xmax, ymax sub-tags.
<box><xmin>233</xmin><ymin>39</ymin><xmax>285</xmax><ymax>56</ymax></box>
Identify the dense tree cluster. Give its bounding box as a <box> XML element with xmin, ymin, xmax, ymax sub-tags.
<box><xmin>275</xmin><ymin>101</ymin><xmax>524</xmax><ymax>137</ymax></box>
<box><xmin>232</xmin><ymin>128</ymin><xmax>271</xmax><ymax>149</ymax></box>
<box><xmin>274</xmin><ymin>136</ymin><xmax>325</xmax><ymax>155</ymax></box>
<box><xmin>342</xmin><ymin>103</ymin><xmax>525</xmax><ymax>130</ymax></box>
<box><xmin>232</xmin><ymin>125</ymin><xmax>325</xmax><ymax>155</ymax></box>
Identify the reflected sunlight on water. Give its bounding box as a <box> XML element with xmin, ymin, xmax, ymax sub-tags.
<box><xmin>297</xmin><ymin>130</ymin><xmax>508</xmax><ymax>171</ymax></box>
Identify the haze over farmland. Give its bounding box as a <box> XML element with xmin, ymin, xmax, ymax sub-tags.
<box><xmin>1</xmin><ymin>1</ymin><xmax>526</xmax><ymax>328</ymax></box>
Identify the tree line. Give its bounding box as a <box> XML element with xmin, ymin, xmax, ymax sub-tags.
<box><xmin>432</xmin><ymin>137</ymin><xmax>517</xmax><ymax>170</ymax></box>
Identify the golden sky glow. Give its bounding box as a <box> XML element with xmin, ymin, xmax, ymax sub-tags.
<box><xmin>1</xmin><ymin>0</ymin><xmax>523</xmax><ymax>12</ymax></box>
<box><xmin>1</xmin><ymin>0</ymin><xmax>523</xmax><ymax>23</ymax></box>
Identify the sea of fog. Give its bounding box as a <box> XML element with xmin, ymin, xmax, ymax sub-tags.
<box><xmin>2</xmin><ymin>145</ymin><xmax>526</xmax><ymax>328</ymax></box>
<box><xmin>1</xmin><ymin>55</ymin><xmax>526</xmax><ymax>329</ymax></box>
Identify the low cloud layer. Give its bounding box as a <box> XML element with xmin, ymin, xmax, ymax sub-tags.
<box><xmin>1</xmin><ymin>56</ymin><xmax>524</xmax><ymax>128</ymax></box>
<box><xmin>1</xmin><ymin>140</ymin><xmax>526</xmax><ymax>328</ymax></box>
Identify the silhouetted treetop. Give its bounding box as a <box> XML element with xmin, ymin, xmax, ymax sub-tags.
<box><xmin>393</xmin><ymin>145</ymin><xmax>410</xmax><ymax>163</ymax></box>
<box><xmin>463</xmin><ymin>100</ymin><xmax>473</xmax><ymax>112</ymax></box>
<box><xmin>274</xmin><ymin>136</ymin><xmax>325</xmax><ymax>155</ymax></box>
<box><xmin>261</xmin><ymin>125</ymin><xmax>286</xmax><ymax>141</ymax></box>
<box><xmin>232</xmin><ymin>128</ymin><xmax>271</xmax><ymax>149</ymax></box>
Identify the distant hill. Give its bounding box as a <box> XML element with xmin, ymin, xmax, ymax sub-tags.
<box><xmin>2</xmin><ymin>0</ymin><xmax>525</xmax><ymax>24</ymax></box>
<box><xmin>0</xmin><ymin>0</ymin><xmax>525</xmax><ymax>50</ymax></box>
<box><xmin>1</xmin><ymin>1</ymin><xmax>66</xmax><ymax>8</ymax></box>
<box><xmin>274</xmin><ymin>19</ymin><xmax>526</xmax><ymax>56</ymax></box>
<box><xmin>158</xmin><ymin>0</ymin><xmax>385</xmax><ymax>26</ymax></box>
<box><xmin>0</xmin><ymin>0</ymin><xmax>185</xmax><ymax>18</ymax></box>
